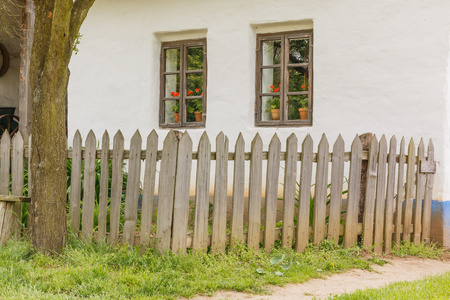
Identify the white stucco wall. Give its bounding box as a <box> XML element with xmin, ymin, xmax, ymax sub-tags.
<box><xmin>68</xmin><ymin>0</ymin><xmax>450</xmax><ymax>200</ymax></box>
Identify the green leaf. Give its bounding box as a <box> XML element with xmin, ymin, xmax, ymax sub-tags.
<box><xmin>281</xmin><ymin>263</ymin><xmax>291</xmax><ymax>271</ymax></box>
<box><xmin>270</xmin><ymin>254</ymin><xmax>285</xmax><ymax>265</ymax></box>
<box><xmin>274</xmin><ymin>271</ymin><xmax>284</xmax><ymax>276</ymax></box>
<box><xmin>256</xmin><ymin>268</ymin><xmax>265</xmax><ymax>274</ymax></box>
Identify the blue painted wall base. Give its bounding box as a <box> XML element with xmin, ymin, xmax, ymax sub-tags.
<box><xmin>431</xmin><ymin>200</ymin><xmax>450</xmax><ymax>247</ymax></box>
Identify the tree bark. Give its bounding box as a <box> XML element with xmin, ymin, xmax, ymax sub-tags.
<box><xmin>29</xmin><ymin>0</ymin><xmax>95</xmax><ymax>254</ymax></box>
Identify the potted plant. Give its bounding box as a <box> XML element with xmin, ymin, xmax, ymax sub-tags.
<box><xmin>298</xmin><ymin>85</ymin><xmax>309</xmax><ymax>120</ymax></box>
<box><xmin>187</xmin><ymin>98</ymin><xmax>203</xmax><ymax>122</ymax></box>
<box><xmin>170</xmin><ymin>92</ymin><xmax>180</xmax><ymax>122</ymax></box>
<box><xmin>265</xmin><ymin>85</ymin><xmax>280</xmax><ymax>120</ymax></box>
<box><xmin>187</xmin><ymin>88</ymin><xmax>203</xmax><ymax>122</ymax></box>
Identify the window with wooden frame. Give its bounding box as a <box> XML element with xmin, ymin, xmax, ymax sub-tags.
<box><xmin>255</xmin><ymin>31</ymin><xmax>313</xmax><ymax>126</ymax></box>
<box><xmin>160</xmin><ymin>39</ymin><xmax>206</xmax><ymax>128</ymax></box>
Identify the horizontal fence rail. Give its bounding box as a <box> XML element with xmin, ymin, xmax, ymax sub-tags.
<box><xmin>0</xmin><ymin>130</ymin><xmax>436</xmax><ymax>255</ymax></box>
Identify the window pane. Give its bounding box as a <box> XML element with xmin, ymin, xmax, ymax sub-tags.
<box><xmin>288</xmin><ymin>95</ymin><xmax>309</xmax><ymax>120</ymax></box>
<box><xmin>261</xmin><ymin>68</ymin><xmax>281</xmax><ymax>93</ymax></box>
<box><xmin>186</xmin><ymin>73</ymin><xmax>203</xmax><ymax>96</ymax></box>
<box><xmin>165</xmin><ymin>74</ymin><xmax>180</xmax><ymax>98</ymax></box>
<box><xmin>261</xmin><ymin>96</ymin><xmax>280</xmax><ymax>121</ymax></box>
<box><xmin>289</xmin><ymin>39</ymin><xmax>309</xmax><ymax>64</ymax></box>
<box><xmin>187</xmin><ymin>47</ymin><xmax>203</xmax><ymax>70</ymax></box>
<box><xmin>165</xmin><ymin>100</ymin><xmax>179</xmax><ymax>123</ymax></box>
<box><xmin>165</xmin><ymin>48</ymin><xmax>180</xmax><ymax>72</ymax></box>
<box><xmin>187</xmin><ymin>99</ymin><xmax>203</xmax><ymax>122</ymax></box>
<box><xmin>262</xmin><ymin>40</ymin><xmax>281</xmax><ymax>65</ymax></box>
<box><xmin>289</xmin><ymin>67</ymin><xmax>309</xmax><ymax>92</ymax></box>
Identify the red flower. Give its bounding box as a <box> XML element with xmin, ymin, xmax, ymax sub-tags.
<box><xmin>274</xmin><ymin>88</ymin><xmax>280</xmax><ymax>92</ymax></box>
<box><xmin>171</xmin><ymin>92</ymin><xmax>175</xmax><ymax>96</ymax></box>
<box><xmin>187</xmin><ymin>90</ymin><xmax>193</xmax><ymax>96</ymax></box>
<box><xmin>278</xmin><ymin>83</ymin><xmax>281</xmax><ymax>87</ymax></box>
<box><xmin>201</xmin><ymin>93</ymin><xmax>203</xmax><ymax>96</ymax></box>
<box><xmin>195</xmin><ymin>88</ymin><xmax>200</xmax><ymax>92</ymax></box>
<box><xmin>270</xmin><ymin>85</ymin><xmax>274</xmax><ymax>89</ymax></box>
<box><xmin>301</xmin><ymin>85</ymin><xmax>306</xmax><ymax>89</ymax></box>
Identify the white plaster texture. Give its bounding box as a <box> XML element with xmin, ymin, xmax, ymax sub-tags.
<box><xmin>68</xmin><ymin>0</ymin><xmax>450</xmax><ymax>200</ymax></box>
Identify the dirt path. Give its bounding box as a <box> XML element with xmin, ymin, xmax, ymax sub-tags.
<box><xmin>191</xmin><ymin>257</ymin><xmax>450</xmax><ymax>300</ymax></box>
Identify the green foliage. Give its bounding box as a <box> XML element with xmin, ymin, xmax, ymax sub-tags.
<box><xmin>187</xmin><ymin>98</ymin><xmax>203</xmax><ymax>114</ymax></box>
<box><xmin>390</xmin><ymin>241</ymin><xmax>442</xmax><ymax>259</ymax></box>
<box><xmin>73</xmin><ymin>33</ymin><xmax>83</xmax><ymax>55</ymax></box>
<box><xmin>336</xmin><ymin>270</ymin><xmax>450</xmax><ymax>299</ymax></box>
<box><xmin>171</xmin><ymin>101</ymin><xmax>179</xmax><ymax>113</ymax></box>
<box><xmin>265</xmin><ymin>97</ymin><xmax>280</xmax><ymax>112</ymax></box>
<box><xmin>279</xmin><ymin>178</ymin><xmax>348</xmax><ymax>230</ymax></box>
<box><xmin>0</xmin><ymin>238</ymin><xmax>384</xmax><ymax>299</ymax></box>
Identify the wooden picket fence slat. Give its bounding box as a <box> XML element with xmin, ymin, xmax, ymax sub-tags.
<box><xmin>0</xmin><ymin>129</ymin><xmax>437</xmax><ymax>253</ymax></box>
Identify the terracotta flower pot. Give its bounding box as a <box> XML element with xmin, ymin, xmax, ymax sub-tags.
<box><xmin>299</xmin><ymin>108</ymin><xmax>308</xmax><ymax>120</ymax></box>
<box><xmin>194</xmin><ymin>111</ymin><xmax>202</xmax><ymax>122</ymax></box>
<box><xmin>271</xmin><ymin>109</ymin><xmax>280</xmax><ymax>120</ymax></box>
<box><xmin>174</xmin><ymin>113</ymin><xmax>180</xmax><ymax>123</ymax></box>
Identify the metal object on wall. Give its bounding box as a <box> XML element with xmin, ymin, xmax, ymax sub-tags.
<box><xmin>0</xmin><ymin>43</ymin><xmax>10</xmax><ymax>77</ymax></box>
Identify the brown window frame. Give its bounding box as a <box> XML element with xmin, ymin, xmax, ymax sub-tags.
<box><xmin>255</xmin><ymin>30</ymin><xmax>313</xmax><ymax>127</ymax></box>
<box><xmin>159</xmin><ymin>39</ymin><xmax>207</xmax><ymax>128</ymax></box>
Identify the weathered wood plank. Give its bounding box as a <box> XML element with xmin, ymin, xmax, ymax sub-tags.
<box><xmin>248</xmin><ymin>134</ymin><xmax>263</xmax><ymax>250</ymax></box>
<box><xmin>123</xmin><ymin>131</ymin><xmax>143</xmax><ymax>246</ymax></box>
<box><xmin>109</xmin><ymin>131</ymin><xmax>124</xmax><ymax>246</ymax></box>
<box><xmin>192</xmin><ymin>132</ymin><xmax>211</xmax><ymax>252</ymax></box>
<box><xmin>0</xmin><ymin>133</ymin><xmax>11</xmax><ymax>198</ymax></box>
<box><xmin>0</xmin><ymin>201</ymin><xmax>7</xmax><ymax>243</ymax></box>
<box><xmin>362</xmin><ymin>136</ymin><xmax>378</xmax><ymax>248</ymax></box>
<box><xmin>313</xmin><ymin>134</ymin><xmax>329</xmax><ymax>245</ymax></box>
<box><xmin>0</xmin><ymin>133</ymin><xmax>11</xmax><ymax>243</ymax></box>
<box><xmin>282</xmin><ymin>133</ymin><xmax>298</xmax><ymax>248</ymax></box>
<box><xmin>11</xmin><ymin>132</ymin><xmax>24</xmax><ymax>237</ymax></box>
<box><xmin>211</xmin><ymin>132</ymin><xmax>229</xmax><ymax>253</ymax></box>
<box><xmin>0</xmin><ymin>202</ymin><xmax>13</xmax><ymax>244</ymax></box>
<box><xmin>374</xmin><ymin>135</ymin><xmax>388</xmax><ymax>254</ymax></box>
<box><xmin>264</xmin><ymin>134</ymin><xmax>281</xmax><ymax>252</ymax></box>
<box><xmin>172</xmin><ymin>133</ymin><xmax>193</xmax><ymax>254</ymax></box>
<box><xmin>296</xmin><ymin>134</ymin><xmax>313</xmax><ymax>253</ymax></box>
<box><xmin>413</xmin><ymin>139</ymin><xmax>425</xmax><ymax>245</ymax></box>
<box><xmin>140</xmin><ymin>130</ymin><xmax>158</xmax><ymax>248</ymax></box>
<box><xmin>328</xmin><ymin>135</ymin><xmax>345</xmax><ymax>243</ymax></box>
<box><xmin>18</xmin><ymin>0</ymin><xmax>34</xmax><ymax>141</ymax></box>
<box><xmin>230</xmin><ymin>133</ymin><xmax>245</xmax><ymax>248</ymax></box>
<box><xmin>69</xmin><ymin>131</ymin><xmax>82</xmax><ymax>233</ymax></box>
<box><xmin>156</xmin><ymin>131</ymin><xmax>178</xmax><ymax>252</ymax></box>
<box><xmin>97</xmin><ymin>131</ymin><xmax>110</xmax><ymax>244</ymax></box>
<box><xmin>81</xmin><ymin>130</ymin><xmax>97</xmax><ymax>240</ymax></box>
<box><xmin>344</xmin><ymin>135</ymin><xmax>363</xmax><ymax>248</ymax></box>
<box><xmin>0</xmin><ymin>196</ymin><xmax>30</xmax><ymax>202</ymax></box>
<box><xmin>384</xmin><ymin>136</ymin><xmax>397</xmax><ymax>254</ymax></box>
<box><xmin>394</xmin><ymin>138</ymin><xmax>405</xmax><ymax>245</ymax></box>
<box><xmin>403</xmin><ymin>139</ymin><xmax>416</xmax><ymax>242</ymax></box>
<box><xmin>422</xmin><ymin>139</ymin><xmax>434</xmax><ymax>243</ymax></box>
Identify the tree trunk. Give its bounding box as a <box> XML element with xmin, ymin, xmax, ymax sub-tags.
<box><xmin>29</xmin><ymin>0</ymin><xmax>95</xmax><ymax>254</ymax></box>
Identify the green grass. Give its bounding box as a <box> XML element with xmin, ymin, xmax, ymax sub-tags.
<box><xmin>0</xmin><ymin>238</ymin><xmax>442</xmax><ymax>300</ymax></box>
<box><xmin>0</xmin><ymin>238</ymin><xmax>380</xmax><ymax>300</ymax></box>
<box><xmin>335</xmin><ymin>271</ymin><xmax>450</xmax><ymax>299</ymax></box>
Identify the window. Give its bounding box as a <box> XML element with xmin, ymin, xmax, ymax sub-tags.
<box><xmin>255</xmin><ymin>31</ymin><xmax>313</xmax><ymax>126</ymax></box>
<box><xmin>160</xmin><ymin>39</ymin><xmax>206</xmax><ymax>128</ymax></box>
